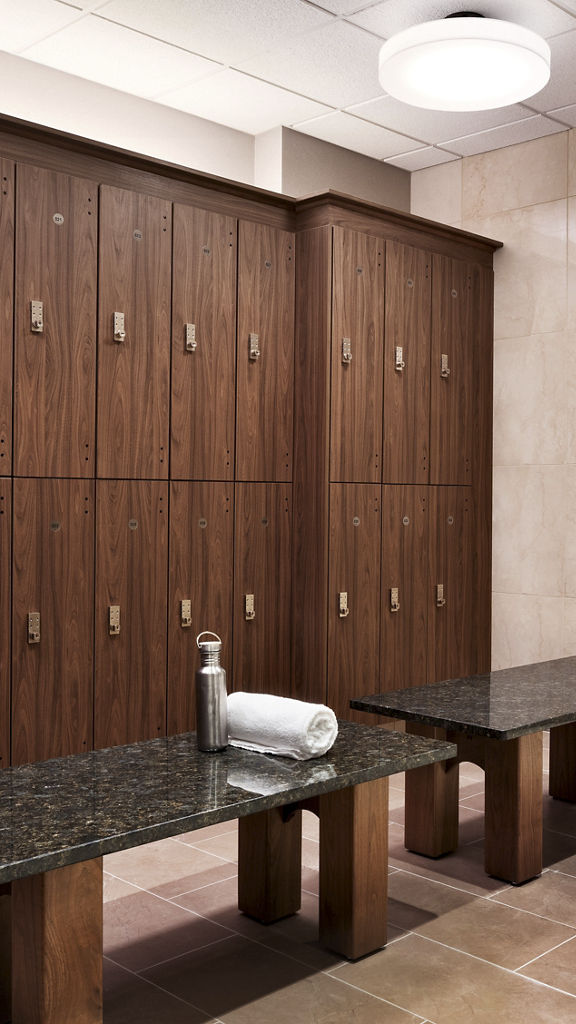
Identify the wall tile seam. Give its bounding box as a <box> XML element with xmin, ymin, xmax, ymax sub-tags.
<box><xmin>463</xmin><ymin>196</ymin><xmax>569</xmax><ymax>227</ymax></box>
<box><xmin>491</xmin><ymin>589</ymin><xmax>566</xmax><ymax>598</ymax></box>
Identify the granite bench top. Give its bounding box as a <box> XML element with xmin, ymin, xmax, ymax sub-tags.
<box><xmin>351</xmin><ymin>656</ymin><xmax>576</xmax><ymax>740</ymax></box>
<box><xmin>0</xmin><ymin>722</ymin><xmax>455</xmax><ymax>884</ymax></box>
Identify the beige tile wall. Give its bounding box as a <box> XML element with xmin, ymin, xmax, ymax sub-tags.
<box><xmin>411</xmin><ymin>130</ymin><xmax>576</xmax><ymax>670</ymax></box>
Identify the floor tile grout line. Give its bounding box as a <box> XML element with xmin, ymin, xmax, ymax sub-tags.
<box><xmin>515</xmin><ymin>933</ymin><xmax>576</xmax><ymax>973</ymax></box>
<box><xmin>165</xmin><ymin>872</ymin><xmax>239</xmax><ymax>901</ymax></box>
<box><xmin>174</xmin><ymin>842</ymin><xmax>239</xmax><ymax>866</ymax></box>
<box><xmin>390</xmin><ymin>865</ymin><xmax>512</xmax><ymax>901</ymax></box>
<box><xmin>104</xmin><ymin>869</ymin><xmax>237</xmax><ymax>935</ymax></box>
<box><xmin>328</xmin><ymin>961</ymin><xmax>431</xmax><ymax>1020</ymax></box>
<box><xmin>170</xmin><ymin>827</ymin><xmax>238</xmax><ymax>846</ymax></box>
<box><xmin>103</xmin><ymin>952</ymin><xmax>227</xmax><ymax>1020</ymax></box>
<box><xmin>488</xmin><ymin>894</ymin><xmax>576</xmax><ymax>930</ymax></box>
<box><xmin>135</xmin><ymin>932</ymin><xmax>238</xmax><ymax>973</ymax></box>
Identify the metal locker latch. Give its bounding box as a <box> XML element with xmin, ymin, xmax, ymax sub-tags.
<box><xmin>342</xmin><ymin>338</ymin><xmax>352</xmax><ymax>365</ymax></box>
<box><xmin>440</xmin><ymin>353</ymin><xmax>451</xmax><ymax>378</ymax></box>
<box><xmin>390</xmin><ymin>587</ymin><xmax>400</xmax><ymax>613</ymax></box>
<box><xmin>436</xmin><ymin>584</ymin><xmax>446</xmax><ymax>608</ymax></box>
<box><xmin>185</xmin><ymin>324</ymin><xmax>197</xmax><ymax>353</ymax></box>
<box><xmin>249</xmin><ymin>333</ymin><xmax>260</xmax><ymax>361</ymax></box>
<box><xmin>339</xmin><ymin>592</ymin><xmax>350</xmax><ymax>618</ymax></box>
<box><xmin>109</xmin><ymin>605</ymin><xmax>121</xmax><ymax>635</ymax></box>
<box><xmin>113</xmin><ymin>312</ymin><xmax>126</xmax><ymax>343</ymax></box>
<box><xmin>181</xmin><ymin>599</ymin><xmax>192</xmax><ymax>628</ymax></box>
<box><xmin>245</xmin><ymin>594</ymin><xmax>255</xmax><ymax>620</ymax></box>
<box><xmin>27</xmin><ymin>612</ymin><xmax>40</xmax><ymax>644</ymax></box>
<box><xmin>30</xmin><ymin>301</ymin><xmax>43</xmax><ymax>333</ymax></box>
<box><xmin>395</xmin><ymin>346</ymin><xmax>405</xmax><ymax>372</ymax></box>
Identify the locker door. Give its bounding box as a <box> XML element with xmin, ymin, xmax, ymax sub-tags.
<box><xmin>168</xmin><ymin>482</ymin><xmax>233</xmax><ymax>735</ymax></box>
<box><xmin>381</xmin><ymin>485</ymin><xmax>428</xmax><ymax>691</ymax></box>
<box><xmin>0</xmin><ymin>480</ymin><xmax>10</xmax><ymax>768</ymax></box>
<box><xmin>430</xmin><ymin>255</ymin><xmax>475</xmax><ymax>485</ymax></box>
<box><xmin>0</xmin><ymin>160</ymin><xmax>14</xmax><ymax>477</ymax></box>
<box><xmin>330</xmin><ymin>228</ymin><xmax>385</xmax><ymax>483</ymax></box>
<box><xmin>383</xmin><ymin>242</ymin><xmax>431</xmax><ymax>483</ymax></box>
<box><xmin>14</xmin><ymin>164</ymin><xmax>97</xmax><ymax>477</ymax></box>
<box><xmin>234</xmin><ymin>484</ymin><xmax>291</xmax><ymax>694</ymax></box>
<box><xmin>171</xmin><ymin>206</ymin><xmax>236</xmax><ymax>480</ymax></box>
<box><xmin>327</xmin><ymin>484</ymin><xmax>381</xmax><ymax>720</ymax></box>
<box><xmin>95</xmin><ymin>480</ymin><xmax>168</xmax><ymax>748</ymax></box>
<box><xmin>236</xmin><ymin>221</ymin><xmax>294</xmax><ymax>482</ymax></box>
<box><xmin>98</xmin><ymin>186</ymin><xmax>171</xmax><ymax>479</ymax></box>
<box><xmin>12</xmin><ymin>479</ymin><xmax>94</xmax><ymax>765</ymax></box>
<box><xmin>428</xmin><ymin>487</ymin><xmax>475</xmax><ymax>683</ymax></box>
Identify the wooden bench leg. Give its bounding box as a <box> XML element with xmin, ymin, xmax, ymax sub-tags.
<box><xmin>405</xmin><ymin>724</ymin><xmax>459</xmax><ymax>858</ymax></box>
<box><xmin>317</xmin><ymin>777</ymin><xmax>389</xmax><ymax>960</ymax></box>
<box><xmin>11</xmin><ymin>859</ymin><xmax>103</xmax><ymax>1024</ymax></box>
<box><xmin>238</xmin><ymin>807</ymin><xmax>302</xmax><ymax>923</ymax></box>
<box><xmin>549</xmin><ymin>723</ymin><xmax>576</xmax><ymax>801</ymax></box>
<box><xmin>484</xmin><ymin>733</ymin><xmax>542</xmax><ymax>884</ymax></box>
<box><xmin>0</xmin><ymin>885</ymin><xmax>10</xmax><ymax>1024</ymax></box>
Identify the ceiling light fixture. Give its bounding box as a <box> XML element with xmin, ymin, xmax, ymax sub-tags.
<box><xmin>378</xmin><ymin>12</ymin><xmax>551</xmax><ymax>112</ymax></box>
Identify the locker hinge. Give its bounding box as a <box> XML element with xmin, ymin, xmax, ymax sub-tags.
<box><xmin>181</xmin><ymin>599</ymin><xmax>192</xmax><ymax>628</ymax></box>
<box><xmin>109</xmin><ymin>605</ymin><xmax>121</xmax><ymax>635</ymax></box>
<box><xmin>341</xmin><ymin>338</ymin><xmax>352</xmax><ymax>365</ymax></box>
<box><xmin>338</xmin><ymin>592</ymin><xmax>350</xmax><ymax>618</ymax></box>
<box><xmin>436</xmin><ymin>584</ymin><xmax>446</xmax><ymax>608</ymax></box>
<box><xmin>440</xmin><ymin>353</ymin><xmax>451</xmax><ymax>378</ymax></box>
<box><xmin>27</xmin><ymin>612</ymin><xmax>40</xmax><ymax>644</ymax></box>
<box><xmin>185</xmin><ymin>323</ymin><xmax>197</xmax><ymax>353</ymax></box>
<box><xmin>394</xmin><ymin>346</ymin><xmax>405</xmax><ymax>372</ymax></box>
<box><xmin>245</xmin><ymin>594</ymin><xmax>255</xmax><ymax>620</ymax></box>
<box><xmin>113</xmin><ymin>312</ymin><xmax>126</xmax><ymax>343</ymax></box>
<box><xmin>30</xmin><ymin>301</ymin><xmax>43</xmax><ymax>333</ymax></box>
<box><xmin>390</xmin><ymin>587</ymin><xmax>400</xmax><ymax>613</ymax></box>
<box><xmin>249</xmin><ymin>333</ymin><xmax>260</xmax><ymax>361</ymax></box>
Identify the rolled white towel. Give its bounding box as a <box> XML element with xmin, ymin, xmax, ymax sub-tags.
<box><xmin>227</xmin><ymin>692</ymin><xmax>338</xmax><ymax>760</ymax></box>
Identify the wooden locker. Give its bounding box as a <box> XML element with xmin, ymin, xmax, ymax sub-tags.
<box><xmin>0</xmin><ymin>480</ymin><xmax>10</xmax><ymax>768</ymax></box>
<box><xmin>98</xmin><ymin>185</ymin><xmax>171</xmax><ymax>479</ymax></box>
<box><xmin>171</xmin><ymin>206</ymin><xmax>236</xmax><ymax>480</ymax></box>
<box><xmin>14</xmin><ymin>165</ymin><xmax>97</xmax><ymax>477</ymax></box>
<box><xmin>382</xmin><ymin>242</ymin><xmax>431</xmax><ymax>484</ymax></box>
<box><xmin>430</xmin><ymin>255</ymin><xmax>476</xmax><ymax>485</ymax></box>
<box><xmin>327</xmin><ymin>484</ymin><xmax>381</xmax><ymax>720</ymax></box>
<box><xmin>330</xmin><ymin>227</ymin><xmax>385</xmax><ymax>484</ymax></box>
<box><xmin>95</xmin><ymin>480</ymin><xmax>168</xmax><ymax>748</ymax></box>
<box><xmin>236</xmin><ymin>221</ymin><xmax>294</xmax><ymax>482</ymax></box>
<box><xmin>11</xmin><ymin>479</ymin><xmax>94</xmax><ymax>765</ymax></box>
<box><xmin>168</xmin><ymin>481</ymin><xmax>233</xmax><ymax>735</ymax></box>
<box><xmin>428</xmin><ymin>487</ymin><xmax>475</xmax><ymax>683</ymax></box>
<box><xmin>380</xmin><ymin>485</ymin><xmax>428</xmax><ymax>691</ymax></box>
<box><xmin>0</xmin><ymin>160</ymin><xmax>14</xmax><ymax>477</ymax></box>
<box><xmin>234</xmin><ymin>483</ymin><xmax>291</xmax><ymax>695</ymax></box>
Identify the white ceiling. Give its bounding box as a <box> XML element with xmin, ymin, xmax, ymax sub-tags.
<box><xmin>3</xmin><ymin>0</ymin><xmax>576</xmax><ymax>170</ymax></box>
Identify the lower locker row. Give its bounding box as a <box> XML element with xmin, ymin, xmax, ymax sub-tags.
<box><xmin>0</xmin><ymin>479</ymin><xmax>476</xmax><ymax>768</ymax></box>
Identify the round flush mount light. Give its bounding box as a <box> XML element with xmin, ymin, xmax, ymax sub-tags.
<box><xmin>378</xmin><ymin>12</ymin><xmax>551</xmax><ymax>111</ymax></box>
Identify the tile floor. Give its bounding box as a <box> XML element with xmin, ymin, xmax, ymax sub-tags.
<box><xmin>103</xmin><ymin>732</ymin><xmax>576</xmax><ymax>1022</ymax></box>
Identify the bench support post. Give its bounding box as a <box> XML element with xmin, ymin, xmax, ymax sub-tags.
<box><xmin>0</xmin><ymin>884</ymin><xmax>10</xmax><ymax>1024</ymax></box>
<box><xmin>405</xmin><ymin>723</ymin><xmax>459</xmax><ymax>857</ymax></box>
<box><xmin>549</xmin><ymin>723</ymin><xmax>576</xmax><ymax>801</ymax></box>
<box><xmin>238</xmin><ymin>807</ymin><xmax>302</xmax><ymax>923</ymax></box>
<box><xmin>484</xmin><ymin>732</ymin><xmax>542</xmax><ymax>884</ymax></box>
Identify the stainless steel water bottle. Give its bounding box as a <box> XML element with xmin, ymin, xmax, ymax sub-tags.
<box><xmin>195</xmin><ymin>631</ymin><xmax>228</xmax><ymax>752</ymax></box>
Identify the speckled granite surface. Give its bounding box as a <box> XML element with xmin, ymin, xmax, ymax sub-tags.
<box><xmin>352</xmin><ymin>656</ymin><xmax>576</xmax><ymax>740</ymax></box>
<box><xmin>0</xmin><ymin>723</ymin><xmax>455</xmax><ymax>883</ymax></box>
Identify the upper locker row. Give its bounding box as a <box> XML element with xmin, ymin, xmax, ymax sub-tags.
<box><xmin>0</xmin><ymin>161</ymin><xmax>478</xmax><ymax>485</ymax></box>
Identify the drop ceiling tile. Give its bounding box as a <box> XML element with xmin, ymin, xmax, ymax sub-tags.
<box><xmin>547</xmin><ymin>103</ymin><xmax>576</xmax><ymax>126</ymax></box>
<box><xmin>157</xmin><ymin>70</ymin><xmax>333</xmax><ymax>135</ymax></box>
<box><xmin>439</xmin><ymin>115</ymin><xmax>567</xmax><ymax>157</ymax></box>
<box><xmin>96</xmin><ymin>0</ymin><xmax>332</xmax><ymax>66</ymax></box>
<box><xmin>385</xmin><ymin>147</ymin><xmax>460</xmax><ymax>171</ymax></box>
<box><xmin>22</xmin><ymin>15</ymin><xmax>221</xmax><ymax>98</ymax></box>
<box><xmin>347</xmin><ymin>95</ymin><xmax>534</xmax><ymax>145</ymax></box>
<box><xmin>348</xmin><ymin>0</ymin><xmax>576</xmax><ymax>40</ymax></box>
<box><xmin>56</xmin><ymin>0</ymin><xmax>112</xmax><ymax>10</ymax></box>
<box><xmin>0</xmin><ymin>0</ymin><xmax>83</xmax><ymax>53</ymax></box>
<box><xmin>293</xmin><ymin>110</ymin><xmax>423</xmax><ymax>159</ymax></box>
<box><xmin>525</xmin><ymin>30</ymin><xmax>576</xmax><ymax>111</ymax></box>
<box><xmin>237</xmin><ymin>20</ymin><xmax>383</xmax><ymax>108</ymax></box>
<box><xmin>309</xmin><ymin>0</ymin><xmax>383</xmax><ymax>14</ymax></box>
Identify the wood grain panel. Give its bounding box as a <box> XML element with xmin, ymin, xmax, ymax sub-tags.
<box><xmin>168</xmin><ymin>482</ymin><xmax>233</xmax><ymax>735</ymax></box>
<box><xmin>95</xmin><ymin>480</ymin><xmax>167</xmax><ymax>748</ymax></box>
<box><xmin>171</xmin><ymin>206</ymin><xmax>236</xmax><ymax>480</ymax></box>
<box><xmin>484</xmin><ymin>732</ymin><xmax>542</xmax><ymax>884</ymax></box>
<box><xmin>98</xmin><ymin>185</ymin><xmax>171</xmax><ymax>479</ymax></box>
<box><xmin>549</xmin><ymin>723</ymin><xmax>576</xmax><ymax>801</ymax></box>
<box><xmin>236</xmin><ymin>221</ymin><xmax>294</xmax><ymax>481</ymax></box>
<box><xmin>380</xmin><ymin>485</ymin><xmax>428</xmax><ymax>691</ymax></box>
<box><xmin>430</xmin><ymin>255</ymin><xmax>475</xmax><ymax>485</ymax></box>
<box><xmin>0</xmin><ymin>885</ymin><xmax>9</xmax><ymax>1023</ymax></box>
<box><xmin>233</xmin><ymin>483</ymin><xmax>291</xmax><ymax>695</ymax></box>
<box><xmin>0</xmin><ymin>480</ymin><xmax>10</xmax><ymax>769</ymax></box>
<box><xmin>0</xmin><ymin>160</ymin><xmax>14</xmax><ymax>477</ymax></box>
<box><xmin>330</xmin><ymin>227</ymin><xmax>385</xmax><ymax>483</ymax></box>
<box><xmin>427</xmin><ymin>486</ymin><xmax>475</xmax><ymax>684</ymax></box>
<box><xmin>238</xmin><ymin>807</ymin><xmax>302</xmax><ymax>923</ymax></box>
<box><xmin>12</xmin><ymin>479</ymin><xmax>94</xmax><ymax>765</ymax></box>
<box><xmin>327</xmin><ymin>484</ymin><xmax>381</xmax><ymax>720</ymax></box>
<box><xmin>14</xmin><ymin>165</ymin><xmax>97</xmax><ymax>477</ymax></box>
<box><xmin>383</xmin><ymin>241</ymin><xmax>430</xmax><ymax>483</ymax></box>
<box><xmin>12</xmin><ymin>859</ymin><xmax>103</xmax><ymax>1024</ymax></box>
<box><xmin>405</xmin><ymin>723</ymin><xmax>459</xmax><ymax>858</ymax></box>
<box><xmin>471</xmin><ymin>264</ymin><xmax>494</xmax><ymax>673</ymax></box>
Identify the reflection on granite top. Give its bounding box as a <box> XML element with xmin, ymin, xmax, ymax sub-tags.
<box><xmin>352</xmin><ymin>656</ymin><xmax>576</xmax><ymax>739</ymax></box>
<box><xmin>0</xmin><ymin>722</ymin><xmax>455</xmax><ymax>883</ymax></box>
